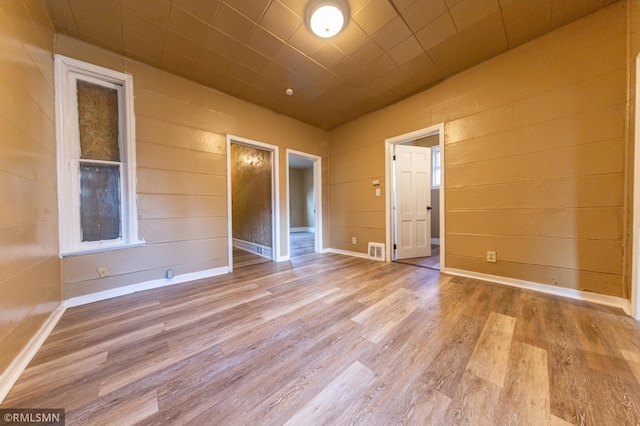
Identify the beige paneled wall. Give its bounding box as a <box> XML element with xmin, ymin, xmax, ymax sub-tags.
<box><xmin>0</xmin><ymin>2</ymin><xmax>60</xmax><ymax>376</ymax></box>
<box><xmin>329</xmin><ymin>3</ymin><xmax>630</xmax><ymax>297</ymax></box>
<box><xmin>627</xmin><ymin>0</ymin><xmax>640</xmax><ymax>291</ymax></box>
<box><xmin>302</xmin><ymin>167</ymin><xmax>314</xmax><ymax>228</ymax></box>
<box><xmin>56</xmin><ymin>35</ymin><xmax>328</xmax><ymax>299</ymax></box>
<box><xmin>290</xmin><ymin>168</ymin><xmax>304</xmax><ymax>228</ymax></box>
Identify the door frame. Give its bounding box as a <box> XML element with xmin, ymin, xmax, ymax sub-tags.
<box><xmin>631</xmin><ymin>53</ymin><xmax>640</xmax><ymax>320</ymax></box>
<box><xmin>226</xmin><ymin>134</ymin><xmax>280</xmax><ymax>272</ymax></box>
<box><xmin>385</xmin><ymin>123</ymin><xmax>445</xmax><ymax>269</ymax></box>
<box><xmin>286</xmin><ymin>149</ymin><xmax>323</xmax><ymax>255</ymax></box>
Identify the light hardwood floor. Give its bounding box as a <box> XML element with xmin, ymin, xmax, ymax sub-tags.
<box><xmin>395</xmin><ymin>245</ymin><xmax>441</xmax><ymax>270</ymax></box>
<box><xmin>290</xmin><ymin>232</ymin><xmax>315</xmax><ymax>257</ymax></box>
<box><xmin>233</xmin><ymin>246</ymin><xmax>272</xmax><ymax>268</ymax></box>
<box><xmin>3</xmin><ymin>253</ymin><xmax>640</xmax><ymax>425</ymax></box>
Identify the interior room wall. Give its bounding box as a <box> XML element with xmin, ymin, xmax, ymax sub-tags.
<box><xmin>0</xmin><ymin>1</ymin><xmax>61</xmax><ymax>379</ymax></box>
<box><xmin>231</xmin><ymin>144</ymin><xmax>272</xmax><ymax>247</ymax></box>
<box><xmin>302</xmin><ymin>167</ymin><xmax>314</xmax><ymax>229</ymax></box>
<box><xmin>289</xmin><ymin>168</ymin><xmax>304</xmax><ymax>228</ymax></box>
<box><xmin>328</xmin><ymin>2</ymin><xmax>631</xmax><ymax>298</ymax></box>
<box><xmin>55</xmin><ymin>35</ymin><xmax>328</xmax><ymax>299</ymax></box>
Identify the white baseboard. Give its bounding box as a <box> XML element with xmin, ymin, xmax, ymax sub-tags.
<box><xmin>232</xmin><ymin>238</ymin><xmax>273</xmax><ymax>260</ymax></box>
<box><xmin>0</xmin><ymin>302</ymin><xmax>66</xmax><ymax>404</ymax></box>
<box><xmin>65</xmin><ymin>266</ymin><xmax>229</xmax><ymax>308</ymax></box>
<box><xmin>291</xmin><ymin>227</ymin><xmax>314</xmax><ymax>233</ymax></box>
<box><xmin>326</xmin><ymin>248</ymin><xmax>369</xmax><ymax>259</ymax></box>
<box><xmin>444</xmin><ymin>267</ymin><xmax>632</xmax><ymax>315</ymax></box>
<box><xmin>431</xmin><ymin>238</ymin><xmax>440</xmax><ymax>245</ymax></box>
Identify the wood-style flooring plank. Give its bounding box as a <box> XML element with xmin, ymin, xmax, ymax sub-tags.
<box><xmin>621</xmin><ymin>349</ymin><xmax>640</xmax><ymax>383</ymax></box>
<box><xmin>422</xmin><ymin>314</ymin><xmax>484</xmax><ymax>398</ymax></box>
<box><xmin>77</xmin><ymin>390</ymin><xmax>159</xmax><ymax>426</ymax></box>
<box><xmin>466</xmin><ymin>311</ymin><xmax>516</xmax><ymax>387</ymax></box>
<box><xmin>351</xmin><ymin>287</ymin><xmax>422</xmax><ymax>344</ymax></box>
<box><xmin>283</xmin><ymin>361</ymin><xmax>377</xmax><ymax>425</ymax></box>
<box><xmin>442</xmin><ymin>371</ymin><xmax>502</xmax><ymax>425</ymax></box>
<box><xmin>497</xmin><ymin>342</ymin><xmax>550</xmax><ymax>425</ymax></box>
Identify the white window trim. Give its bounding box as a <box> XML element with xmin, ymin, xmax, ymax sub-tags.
<box><xmin>55</xmin><ymin>54</ymin><xmax>143</xmax><ymax>256</ymax></box>
<box><xmin>431</xmin><ymin>145</ymin><xmax>441</xmax><ymax>189</ymax></box>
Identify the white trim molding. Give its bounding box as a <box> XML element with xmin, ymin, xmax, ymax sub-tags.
<box><xmin>0</xmin><ymin>303</ymin><xmax>66</xmax><ymax>404</ymax></box>
<box><xmin>326</xmin><ymin>248</ymin><xmax>370</xmax><ymax>259</ymax></box>
<box><xmin>444</xmin><ymin>267</ymin><xmax>632</xmax><ymax>315</ymax></box>
<box><xmin>232</xmin><ymin>238</ymin><xmax>273</xmax><ymax>259</ymax></box>
<box><xmin>291</xmin><ymin>227</ymin><xmax>315</xmax><ymax>233</ymax></box>
<box><xmin>65</xmin><ymin>267</ymin><xmax>229</xmax><ymax>308</ymax></box>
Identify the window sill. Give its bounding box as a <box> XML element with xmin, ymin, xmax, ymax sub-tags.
<box><xmin>60</xmin><ymin>240</ymin><xmax>145</xmax><ymax>258</ymax></box>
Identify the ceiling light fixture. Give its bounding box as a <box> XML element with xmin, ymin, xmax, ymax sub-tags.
<box><xmin>306</xmin><ymin>0</ymin><xmax>349</xmax><ymax>38</ymax></box>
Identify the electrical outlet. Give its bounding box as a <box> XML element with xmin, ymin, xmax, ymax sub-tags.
<box><xmin>165</xmin><ymin>269</ymin><xmax>174</xmax><ymax>279</ymax></box>
<box><xmin>352</xmin><ymin>237</ymin><xmax>357</xmax><ymax>244</ymax></box>
<box><xmin>375</xmin><ymin>188</ymin><xmax>381</xmax><ymax>196</ymax></box>
<box><xmin>486</xmin><ymin>251</ymin><xmax>497</xmax><ymax>263</ymax></box>
<box><xmin>97</xmin><ymin>266</ymin><xmax>110</xmax><ymax>278</ymax></box>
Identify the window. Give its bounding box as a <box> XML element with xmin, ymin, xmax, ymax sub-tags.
<box><xmin>55</xmin><ymin>55</ymin><xmax>143</xmax><ymax>255</ymax></box>
<box><xmin>432</xmin><ymin>146</ymin><xmax>441</xmax><ymax>189</ymax></box>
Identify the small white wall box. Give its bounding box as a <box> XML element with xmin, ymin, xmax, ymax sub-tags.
<box><xmin>368</xmin><ymin>242</ymin><xmax>385</xmax><ymax>261</ymax></box>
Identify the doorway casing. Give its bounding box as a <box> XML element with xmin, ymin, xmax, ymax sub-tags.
<box><xmin>286</xmin><ymin>149</ymin><xmax>323</xmax><ymax>255</ymax></box>
<box><xmin>630</xmin><ymin>53</ymin><xmax>640</xmax><ymax>320</ymax></box>
<box><xmin>226</xmin><ymin>134</ymin><xmax>280</xmax><ymax>272</ymax></box>
<box><xmin>385</xmin><ymin>123</ymin><xmax>445</xmax><ymax>269</ymax></box>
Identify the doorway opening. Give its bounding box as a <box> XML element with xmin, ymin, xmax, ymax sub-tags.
<box><xmin>227</xmin><ymin>135</ymin><xmax>280</xmax><ymax>271</ymax></box>
<box><xmin>287</xmin><ymin>149</ymin><xmax>322</xmax><ymax>258</ymax></box>
<box><xmin>385</xmin><ymin>124</ymin><xmax>444</xmax><ymax>271</ymax></box>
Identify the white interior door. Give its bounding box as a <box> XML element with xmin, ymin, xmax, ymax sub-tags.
<box><xmin>394</xmin><ymin>144</ymin><xmax>432</xmax><ymax>260</ymax></box>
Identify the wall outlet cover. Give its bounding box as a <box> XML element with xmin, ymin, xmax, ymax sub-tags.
<box><xmin>97</xmin><ymin>266</ymin><xmax>110</xmax><ymax>278</ymax></box>
<box><xmin>352</xmin><ymin>237</ymin><xmax>357</xmax><ymax>244</ymax></box>
<box><xmin>486</xmin><ymin>251</ymin><xmax>497</xmax><ymax>263</ymax></box>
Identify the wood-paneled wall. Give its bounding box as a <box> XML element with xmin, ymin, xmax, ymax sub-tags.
<box><xmin>0</xmin><ymin>1</ymin><xmax>60</xmax><ymax>376</ymax></box>
<box><xmin>231</xmin><ymin>144</ymin><xmax>273</xmax><ymax>247</ymax></box>
<box><xmin>329</xmin><ymin>3</ymin><xmax>631</xmax><ymax>298</ymax></box>
<box><xmin>56</xmin><ymin>35</ymin><xmax>328</xmax><ymax>299</ymax></box>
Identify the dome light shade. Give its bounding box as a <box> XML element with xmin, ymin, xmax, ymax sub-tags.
<box><xmin>306</xmin><ymin>0</ymin><xmax>349</xmax><ymax>38</ymax></box>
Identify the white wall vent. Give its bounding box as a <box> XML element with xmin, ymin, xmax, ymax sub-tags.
<box><xmin>368</xmin><ymin>242</ymin><xmax>385</xmax><ymax>261</ymax></box>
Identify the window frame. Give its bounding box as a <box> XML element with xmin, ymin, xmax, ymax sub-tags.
<box><xmin>55</xmin><ymin>55</ymin><xmax>143</xmax><ymax>256</ymax></box>
<box><xmin>431</xmin><ymin>145</ymin><xmax>441</xmax><ymax>189</ymax></box>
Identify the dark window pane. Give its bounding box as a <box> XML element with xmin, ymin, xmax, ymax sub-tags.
<box><xmin>80</xmin><ymin>163</ymin><xmax>121</xmax><ymax>242</ymax></box>
<box><xmin>77</xmin><ymin>80</ymin><xmax>120</xmax><ymax>161</ymax></box>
